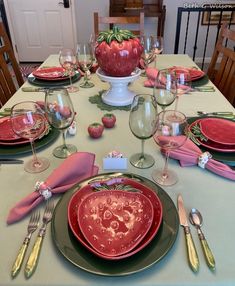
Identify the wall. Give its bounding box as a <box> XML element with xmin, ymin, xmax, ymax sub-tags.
<box><xmin>163</xmin><ymin>0</ymin><xmax>235</xmax><ymax>62</ymax></box>
<box><xmin>74</xmin><ymin>0</ymin><xmax>234</xmax><ymax>63</ymax></box>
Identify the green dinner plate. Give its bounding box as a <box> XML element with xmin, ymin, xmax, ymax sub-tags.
<box><xmin>187</xmin><ymin>117</ymin><xmax>235</xmax><ymax>166</ymax></box>
<box><xmin>27</xmin><ymin>72</ymin><xmax>81</xmax><ymax>87</ymax></box>
<box><xmin>0</xmin><ymin>127</ymin><xmax>60</xmax><ymax>156</ymax></box>
<box><xmin>51</xmin><ymin>172</ymin><xmax>179</xmax><ymax>276</ymax></box>
<box><xmin>191</xmin><ymin>75</ymin><xmax>209</xmax><ymax>87</ymax></box>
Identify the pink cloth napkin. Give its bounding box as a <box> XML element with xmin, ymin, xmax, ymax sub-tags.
<box><xmin>158</xmin><ymin>136</ymin><xmax>235</xmax><ymax>181</ymax></box>
<box><xmin>144</xmin><ymin>67</ymin><xmax>159</xmax><ymax>87</ymax></box>
<box><xmin>7</xmin><ymin>152</ymin><xmax>99</xmax><ymax>224</ymax></box>
<box><xmin>144</xmin><ymin>67</ymin><xmax>192</xmax><ymax>93</ymax></box>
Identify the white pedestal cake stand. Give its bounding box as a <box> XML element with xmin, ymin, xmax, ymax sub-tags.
<box><xmin>96</xmin><ymin>67</ymin><xmax>141</xmax><ymax>106</ymax></box>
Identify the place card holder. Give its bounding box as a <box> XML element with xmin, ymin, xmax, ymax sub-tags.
<box><xmin>103</xmin><ymin>151</ymin><xmax>128</xmax><ymax>170</ymax></box>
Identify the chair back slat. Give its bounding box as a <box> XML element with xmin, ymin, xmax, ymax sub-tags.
<box><xmin>0</xmin><ymin>22</ymin><xmax>24</xmax><ymax>105</ymax></box>
<box><xmin>207</xmin><ymin>23</ymin><xmax>235</xmax><ymax>106</ymax></box>
<box><xmin>94</xmin><ymin>12</ymin><xmax>145</xmax><ymax>37</ymax></box>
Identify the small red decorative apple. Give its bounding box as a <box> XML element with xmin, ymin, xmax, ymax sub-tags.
<box><xmin>102</xmin><ymin>113</ymin><xmax>116</xmax><ymax>128</ymax></box>
<box><xmin>88</xmin><ymin>123</ymin><xmax>104</xmax><ymax>138</ymax></box>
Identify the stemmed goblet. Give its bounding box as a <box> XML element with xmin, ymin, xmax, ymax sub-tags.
<box><xmin>45</xmin><ymin>87</ymin><xmax>77</xmax><ymax>158</ymax></box>
<box><xmin>139</xmin><ymin>35</ymin><xmax>155</xmax><ymax>76</ymax></box>
<box><xmin>76</xmin><ymin>43</ymin><xmax>94</xmax><ymax>88</ymax></box>
<box><xmin>153</xmin><ymin>68</ymin><xmax>177</xmax><ymax>112</ymax></box>
<box><xmin>129</xmin><ymin>93</ymin><xmax>158</xmax><ymax>169</ymax></box>
<box><xmin>59</xmin><ymin>48</ymin><xmax>79</xmax><ymax>93</ymax></box>
<box><xmin>152</xmin><ymin>110</ymin><xmax>188</xmax><ymax>186</ymax></box>
<box><xmin>150</xmin><ymin>36</ymin><xmax>163</xmax><ymax>68</ymax></box>
<box><xmin>173</xmin><ymin>68</ymin><xmax>192</xmax><ymax>116</ymax></box>
<box><xmin>89</xmin><ymin>33</ymin><xmax>98</xmax><ymax>64</ymax></box>
<box><xmin>10</xmin><ymin>101</ymin><xmax>50</xmax><ymax>173</ymax></box>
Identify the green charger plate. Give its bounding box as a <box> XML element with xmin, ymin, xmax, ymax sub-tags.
<box><xmin>188</xmin><ymin>117</ymin><xmax>235</xmax><ymax>166</ymax></box>
<box><xmin>27</xmin><ymin>72</ymin><xmax>81</xmax><ymax>87</ymax></box>
<box><xmin>51</xmin><ymin>172</ymin><xmax>179</xmax><ymax>276</ymax></box>
<box><xmin>191</xmin><ymin>75</ymin><xmax>209</xmax><ymax>88</ymax></box>
<box><xmin>0</xmin><ymin>127</ymin><xmax>60</xmax><ymax>156</ymax></box>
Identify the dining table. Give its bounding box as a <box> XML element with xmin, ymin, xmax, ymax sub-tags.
<box><xmin>0</xmin><ymin>54</ymin><xmax>235</xmax><ymax>286</ymax></box>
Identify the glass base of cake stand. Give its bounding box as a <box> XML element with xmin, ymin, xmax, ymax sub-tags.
<box><xmin>96</xmin><ymin>67</ymin><xmax>141</xmax><ymax>106</ymax></box>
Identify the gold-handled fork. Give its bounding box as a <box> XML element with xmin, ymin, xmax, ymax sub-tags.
<box><xmin>24</xmin><ymin>200</ymin><xmax>54</xmax><ymax>278</ymax></box>
<box><xmin>11</xmin><ymin>210</ymin><xmax>40</xmax><ymax>278</ymax></box>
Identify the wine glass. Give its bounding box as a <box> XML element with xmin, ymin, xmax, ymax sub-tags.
<box><xmin>10</xmin><ymin>101</ymin><xmax>50</xmax><ymax>173</ymax></box>
<box><xmin>129</xmin><ymin>93</ymin><xmax>158</xmax><ymax>169</ymax></box>
<box><xmin>59</xmin><ymin>48</ymin><xmax>79</xmax><ymax>93</ymax></box>
<box><xmin>150</xmin><ymin>36</ymin><xmax>163</xmax><ymax>68</ymax></box>
<box><xmin>153</xmin><ymin>68</ymin><xmax>177</xmax><ymax>112</ymax></box>
<box><xmin>89</xmin><ymin>33</ymin><xmax>98</xmax><ymax>64</ymax></box>
<box><xmin>173</xmin><ymin>68</ymin><xmax>192</xmax><ymax>115</ymax></box>
<box><xmin>139</xmin><ymin>35</ymin><xmax>155</xmax><ymax>76</ymax></box>
<box><xmin>76</xmin><ymin>43</ymin><xmax>94</xmax><ymax>88</ymax></box>
<box><xmin>152</xmin><ymin>110</ymin><xmax>188</xmax><ymax>186</ymax></box>
<box><xmin>45</xmin><ymin>87</ymin><xmax>77</xmax><ymax>158</ymax></box>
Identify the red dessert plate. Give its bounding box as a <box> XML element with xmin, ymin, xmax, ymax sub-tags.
<box><xmin>199</xmin><ymin>118</ymin><xmax>235</xmax><ymax>145</ymax></box>
<box><xmin>77</xmin><ymin>190</ymin><xmax>154</xmax><ymax>257</ymax></box>
<box><xmin>169</xmin><ymin>66</ymin><xmax>205</xmax><ymax>81</ymax></box>
<box><xmin>0</xmin><ymin>116</ymin><xmax>48</xmax><ymax>145</ymax></box>
<box><xmin>189</xmin><ymin>119</ymin><xmax>235</xmax><ymax>152</ymax></box>
<box><xmin>32</xmin><ymin>67</ymin><xmax>68</xmax><ymax>80</ymax></box>
<box><xmin>67</xmin><ymin>177</ymin><xmax>163</xmax><ymax>260</ymax></box>
<box><xmin>0</xmin><ymin>117</ymin><xmax>20</xmax><ymax>141</ymax></box>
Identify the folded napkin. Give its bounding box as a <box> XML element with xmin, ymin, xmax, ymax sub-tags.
<box><xmin>144</xmin><ymin>67</ymin><xmax>159</xmax><ymax>87</ymax></box>
<box><xmin>144</xmin><ymin>67</ymin><xmax>193</xmax><ymax>93</ymax></box>
<box><xmin>7</xmin><ymin>152</ymin><xmax>99</xmax><ymax>224</ymax></box>
<box><xmin>158</xmin><ymin>136</ymin><xmax>235</xmax><ymax>181</ymax></box>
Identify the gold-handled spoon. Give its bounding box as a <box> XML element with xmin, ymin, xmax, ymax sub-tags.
<box><xmin>189</xmin><ymin>208</ymin><xmax>216</xmax><ymax>271</ymax></box>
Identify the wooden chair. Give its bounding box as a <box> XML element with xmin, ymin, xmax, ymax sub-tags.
<box><xmin>0</xmin><ymin>22</ymin><xmax>24</xmax><ymax>106</ymax></box>
<box><xmin>94</xmin><ymin>12</ymin><xmax>145</xmax><ymax>37</ymax></box>
<box><xmin>207</xmin><ymin>23</ymin><xmax>235</xmax><ymax>106</ymax></box>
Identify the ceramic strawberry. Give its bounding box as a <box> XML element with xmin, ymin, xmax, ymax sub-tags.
<box><xmin>95</xmin><ymin>27</ymin><xmax>143</xmax><ymax>77</ymax></box>
<box><xmin>88</xmin><ymin>123</ymin><xmax>104</xmax><ymax>138</ymax></box>
<box><xmin>102</xmin><ymin>113</ymin><xmax>116</xmax><ymax>128</ymax></box>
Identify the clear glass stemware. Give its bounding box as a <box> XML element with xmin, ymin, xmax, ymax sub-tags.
<box><xmin>77</xmin><ymin>43</ymin><xmax>94</xmax><ymax>88</ymax></box>
<box><xmin>59</xmin><ymin>48</ymin><xmax>79</xmax><ymax>93</ymax></box>
<box><xmin>152</xmin><ymin>110</ymin><xmax>188</xmax><ymax>186</ymax></box>
<box><xmin>150</xmin><ymin>36</ymin><xmax>163</xmax><ymax>68</ymax></box>
<box><xmin>45</xmin><ymin>87</ymin><xmax>77</xmax><ymax>158</ymax></box>
<box><xmin>153</xmin><ymin>68</ymin><xmax>177</xmax><ymax>112</ymax></box>
<box><xmin>129</xmin><ymin>93</ymin><xmax>158</xmax><ymax>169</ymax></box>
<box><xmin>175</xmin><ymin>69</ymin><xmax>192</xmax><ymax>109</ymax></box>
<box><xmin>10</xmin><ymin>101</ymin><xmax>50</xmax><ymax>173</ymax></box>
<box><xmin>139</xmin><ymin>35</ymin><xmax>155</xmax><ymax>77</ymax></box>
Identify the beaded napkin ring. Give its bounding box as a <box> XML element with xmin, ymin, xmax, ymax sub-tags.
<box><xmin>198</xmin><ymin>152</ymin><xmax>212</xmax><ymax>169</ymax></box>
<box><xmin>35</xmin><ymin>181</ymin><xmax>52</xmax><ymax>200</ymax></box>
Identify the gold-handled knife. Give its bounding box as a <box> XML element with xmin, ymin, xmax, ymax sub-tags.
<box><xmin>24</xmin><ymin>201</ymin><xmax>54</xmax><ymax>278</ymax></box>
<box><xmin>21</xmin><ymin>87</ymin><xmax>47</xmax><ymax>92</ymax></box>
<box><xmin>177</xmin><ymin>194</ymin><xmax>199</xmax><ymax>272</ymax></box>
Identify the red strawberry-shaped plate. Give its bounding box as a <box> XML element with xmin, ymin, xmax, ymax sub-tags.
<box><xmin>189</xmin><ymin>119</ymin><xmax>235</xmax><ymax>152</ymax></box>
<box><xmin>199</xmin><ymin>118</ymin><xmax>235</xmax><ymax>145</ymax></box>
<box><xmin>32</xmin><ymin>67</ymin><xmax>69</xmax><ymax>80</ymax></box>
<box><xmin>169</xmin><ymin>66</ymin><xmax>205</xmax><ymax>81</ymax></box>
<box><xmin>67</xmin><ymin>177</ymin><xmax>163</xmax><ymax>260</ymax></box>
<box><xmin>77</xmin><ymin>190</ymin><xmax>154</xmax><ymax>257</ymax></box>
<box><xmin>0</xmin><ymin>117</ymin><xmax>20</xmax><ymax>141</ymax></box>
<box><xmin>0</xmin><ymin>116</ymin><xmax>47</xmax><ymax>145</ymax></box>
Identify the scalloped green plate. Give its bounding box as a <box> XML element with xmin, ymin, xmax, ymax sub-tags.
<box><xmin>0</xmin><ymin>127</ymin><xmax>60</xmax><ymax>156</ymax></box>
<box><xmin>27</xmin><ymin>71</ymin><xmax>81</xmax><ymax>87</ymax></box>
<box><xmin>51</xmin><ymin>173</ymin><xmax>179</xmax><ymax>276</ymax></box>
